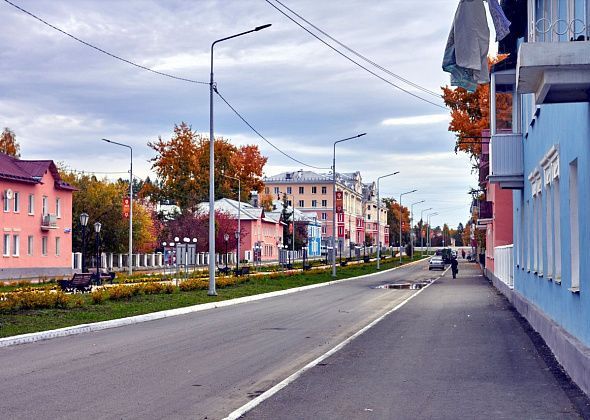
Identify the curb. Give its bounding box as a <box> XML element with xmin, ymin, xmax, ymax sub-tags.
<box><xmin>0</xmin><ymin>257</ymin><xmax>429</xmax><ymax>348</ymax></box>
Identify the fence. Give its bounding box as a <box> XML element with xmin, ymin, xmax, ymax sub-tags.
<box><xmin>494</xmin><ymin>245</ymin><xmax>514</xmax><ymax>289</ymax></box>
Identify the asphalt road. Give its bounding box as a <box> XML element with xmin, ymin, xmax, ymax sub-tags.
<box><xmin>0</xmin><ymin>259</ymin><xmax>436</xmax><ymax>420</ymax></box>
<box><xmin>244</xmin><ymin>261</ymin><xmax>589</xmax><ymax>420</ymax></box>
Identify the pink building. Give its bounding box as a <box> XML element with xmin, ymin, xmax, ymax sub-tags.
<box><xmin>0</xmin><ymin>153</ymin><xmax>75</xmax><ymax>279</ymax></box>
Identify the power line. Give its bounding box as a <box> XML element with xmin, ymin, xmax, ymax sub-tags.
<box><xmin>264</xmin><ymin>0</ymin><xmax>447</xmax><ymax>110</ymax></box>
<box><xmin>270</xmin><ymin>0</ymin><xmax>442</xmax><ymax>99</ymax></box>
<box><xmin>214</xmin><ymin>87</ymin><xmax>330</xmax><ymax>171</ymax></box>
<box><xmin>2</xmin><ymin>0</ymin><xmax>208</xmax><ymax>85</ymax></box>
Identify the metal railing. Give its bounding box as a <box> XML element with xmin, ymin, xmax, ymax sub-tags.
<box><xmin>494</xmin><ymin>245</ymin><xmax>514</xmax><ymax>289</ymax></box>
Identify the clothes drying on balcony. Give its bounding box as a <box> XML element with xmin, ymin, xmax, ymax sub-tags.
<box><xmin>442</xmin><ymin>0</ymin><xmax>490</xmax><ymax>92</ymax></box>
<box><xmin>487</xmin><ymin>0</ymin><xmax>511</xmax><ymax>41</ymax></box>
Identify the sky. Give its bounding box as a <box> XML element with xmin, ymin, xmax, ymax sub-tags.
<box><xmin>0</xmin><ymin>0</ymin><xmax>498</xmax><ymax>229</ymax></box>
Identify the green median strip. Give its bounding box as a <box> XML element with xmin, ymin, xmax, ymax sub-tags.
<box><xmin>0</xmin><ymin>255</ymin><xmax>425</xmax><ymax>338</ymax></box>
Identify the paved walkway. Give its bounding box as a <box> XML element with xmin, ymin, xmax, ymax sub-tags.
<box><xmin>244</xmin><ymin>261</ymin><xmax>590</xmax><ymax>419</ymax></box>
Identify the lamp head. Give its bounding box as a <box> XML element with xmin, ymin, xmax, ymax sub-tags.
<box><xmin>193</xmin><ymin>238</ymin><xmax>198</xmax><ymax>243</ymax></box>
<box><xmin>162</xmin><ymin>242</ymin><xmax>167</xmax><ymax>246</ymax></box>
<box><xmin>224</xmin><ymin>233</ymin><xmax>229</xmax><ymax>241</ymax></box>
<box><xmin>255</xmin><ymin>23</ymin><xmax>272</xmax><ymax>31</ymax></box>
<box><xmin>234</xmin><ymin>231</ymin><xmax>240</xmax><ymax>239</ymax></box>
<box><xmin>183</xmin><ymin>237</ymin><xmax>190</xmax><ymax>243</ymax></box>
<box><xmin>79</xmin><ymin>212</ymin><xmax>89</xmax><ymax>227</ymax></box>
<box><xmin>94</xmin><ymin>221</ymin><xmax>102</xmax><ymax>233</ymax></box>
<box><xmin>174</xmin><ymin>236</ymin><xmax>180</xmax><ymax>242</ymax></box>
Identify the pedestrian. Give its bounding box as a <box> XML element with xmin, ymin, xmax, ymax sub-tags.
<box><xmin>451</xmin><ymin>257</ymin><xmax>459</xmax><ymax>279</ymax></box>
<box><xmin>461</xmin><ymin>249</ymin><xmax>466</xmax><ymax>259</ymax></box>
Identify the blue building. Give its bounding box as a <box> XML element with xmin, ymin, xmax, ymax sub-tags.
<box><xmin>488</xmin><ymin>0</ymin><xmax>590</xmax><ymax>395</ymax></box>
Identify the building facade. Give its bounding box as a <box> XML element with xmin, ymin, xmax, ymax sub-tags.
<box><xmin>487</xmin><ymin>0</ymin><xmax>590</xmax><ymax>395</ymax></box>
<box><xmin>263</xmin><ymin>170</ymin><xmax>389</xmax><ymax>249</ymax></box>
<box><xmin>0</xmin><ymin>153</ymin><xmax>75</xmax><ymax>279</ymax></box>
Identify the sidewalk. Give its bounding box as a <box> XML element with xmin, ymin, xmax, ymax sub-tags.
<box><xmin>243</xmin><ymin>261</ymin><xmax>590</xmax><ymax>419</ymax></box>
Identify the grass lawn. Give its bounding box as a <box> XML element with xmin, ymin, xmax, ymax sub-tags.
<box><xmin>0</xmin><ymin>254</ymin><xmax>426</xmax><ymax>338</ymax></box>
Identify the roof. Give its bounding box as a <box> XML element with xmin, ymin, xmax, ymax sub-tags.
<box><xmin>197</xmin><ymin>198</ymin><xmax>279</xmax><ymax>223</ymax></box>
<box><xmin>0</xmin><ymin>153</ymin><xmax>76</xmax><ymax>191</ymax></box>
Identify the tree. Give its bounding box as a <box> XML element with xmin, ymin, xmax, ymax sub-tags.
<box><xmin>382</xmin><ymin>198</ymin><xmax>410</xmax><ymax>246</ymax></box>
<box><xmin>454</xmin><ymin>222</ymin><xmax>465</xmax><ymax>246</ymax></box>
<box><xmin>148</xmin><ymin>122</ymin><xmax>267</xmax><ymax>209</ymax></box>
<box><xmin>0</xmin><ymin>128</ymin><xmax>20</xmax><ymax>157</ymax></box>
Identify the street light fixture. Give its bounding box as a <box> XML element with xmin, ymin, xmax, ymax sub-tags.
<box><xmin>376</xmin><ymin>171</ymin><xmax>399</xmax><ymax>269</ymax></box>
<box><xmin>223</xmin><ymin>233</ymin><xmax>229</xmax><ymax>270</ymax></box>
<box><xmin>410</xmin><ymin>200</ymin><xmax>425</xmax><ymax>260</ymax></box>
<box><xmin>94</xmin><ymin>221</ymin><xmax>101</xmax><ymax>283</ymax></box>
<box><xmin>79</xmin><ymin>212</ymin><xmax>89</xmax><ymax>273</ymax></box>
<box><xmin>399</xmin><ymin>189</ymin><xmax>417</xmax><ymax>265</ymax></box>
<box><xmin>332</xmin><ymin>133</ymin><xmax>366</xmax><ymax>278</ymax></box>
<box><xmin>209</xmin><ymin>24</ymin><xmax>272</xmax><ymax>297</ymax></box>
<box><xmin>102</xmin><ymin>138</ymin><xmax>133</xmax><ymax>276</ymax></box>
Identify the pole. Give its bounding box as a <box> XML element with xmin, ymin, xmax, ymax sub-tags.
<box><xmin>399</xmin><ymin>190</ymin><xmax>417</xmax><ymax>265</ymax></box>
<box><xmin>376</xmin><ymin>172</ymin><xmax>400</xmax><ymax>269</ymax></box>
<box><xmin>81</xmin><ymin>225</ymin><xmax>86</xmax><ymax>273</ymax></box>
<box><xmin>420</xmin><ymin>207</ymin><xmax>431</xmax><ymax>257</ymax></box>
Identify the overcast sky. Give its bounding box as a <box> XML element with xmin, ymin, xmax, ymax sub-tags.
<box><xmin>0</xmin><ymin>0</ymin><xmax>497</xmax><ymax>228</ymax></box>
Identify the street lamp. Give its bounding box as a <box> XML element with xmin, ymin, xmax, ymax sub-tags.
<box><xmin>410</xmin><ymin>200</ymin><xmax>425</xmax><ymax>260</ymax></box>
<box><xmin>426</xmin><ymin>211</ymin><xmax>439</xmax><ymax>255</ymax></box>
<box><xmin>222</xmin><ymin>172</ymin><xmax>241</xmax><ymax>272</ymax></box>
<box><xmin>234</xmin><ymin>231</ymin><xmax>240</xmax><ymax>273</ymax></box>
<box><xmin>277</xmin><ymin>191</ymin><xmax>296</xmax><ymax>262</ymax></box>
<box><xmin>79</xmin><ymin>212</ymin><xmax>89</xmax><ymax>272</ymax></box>
<box><xmin>94</xmin><ymin>221</ymin><xmax>102</xmax><ymax>284</ymax></box>
<box><xmin>420</xmin><ymin>207</ymin><xmax>432</xmax><ymax>255</ymax></box>
<box><xmin>223</xmin><ymin>233</ymin><xmax>229</xmax><ymax>270</ymax></box>
<box><xmin>399</xmin><ymin>189</ymin><xmax>417</xmax><ymax>265</ymax></box>
<box><xmin>376</xmin><ymin>172</ymin><xmax>399</xmax><ymax>269</ymax></box>
<box><xmin>102</xmin><ymin>138</ymin><xmax>133</xmax><ymax>276</ymax></box>
<box><xmin>332</xmin><ymin>133</ymin><xmax>366</xmax><ymax>278</ymax></box>
<box><xmin>209</xmin><ymin>24</ymin><xmax>272</xmax><ymax>297</ymax></box>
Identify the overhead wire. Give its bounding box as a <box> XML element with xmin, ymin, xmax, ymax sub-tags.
<box><xmin>263</xmin><ymin>0</ymin><xmax>447</xmax><ymax>110</ymax></box>
<box><xmin>2</xmin><ymin>0</ymin><xmax>208</xmax><ymax>85</ymax></box>
<box><xmin>270</xmin><ymin>0</ymin><xmax>442</xmax><ymax>99</ymax></box>
<box><xmin>214</xmin><ymin>87</ymin><xmax>330</xmax><ymax>171</ymax></box>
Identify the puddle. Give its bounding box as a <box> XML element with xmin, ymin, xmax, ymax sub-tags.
<box><xmin>375</xmin><ymin>279</ymin><xmax>433</xmax><ymax>290</ymax></box>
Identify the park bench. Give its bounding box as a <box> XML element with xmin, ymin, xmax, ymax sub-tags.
<box><xmin>58</xmin><ymin>273</ymin><xmax>93</xmax><ymax>293</ymax></box>
<box><xmin>218</xmin><ymin>266</ymin><xmax>231</xmax><ymax>276</ymax></box>
<box><xmin>93</xmin><ymin>271</ymin><xmax>116</xmax><ymax>285</ymax></box>
<box><xmin>234</xmin><ymin>266</ymin><xmax>250</xmax><ymax>276</ymax></box>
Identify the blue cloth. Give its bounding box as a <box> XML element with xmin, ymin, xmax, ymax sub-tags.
<box><xmin>487</xmin><ymin>0</ymin><xmax>511</xmax><ymax>41</ymax></box>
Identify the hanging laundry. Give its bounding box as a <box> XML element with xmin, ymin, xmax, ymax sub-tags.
<box><xmin>487</xmin><ymin>0</ymin><xmax>511</xmax><ymax>41</ymax></box>
<box><xmin>442</xmin><ymin>0</ymin><xmax>490</xmax><ymax>92</ymax></box>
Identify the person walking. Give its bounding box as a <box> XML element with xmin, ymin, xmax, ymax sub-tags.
<box><xmin>461</xmin><ymin>249</ymin><xmax>466</xmax><ymax>259</ymax></box>
<box><xmin>451</xmin><ymin>256</ymin><xmax>459</xmax><ymax>279</ymax></box>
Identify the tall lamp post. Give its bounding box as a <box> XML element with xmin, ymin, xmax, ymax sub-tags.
<box><xmin>376</xmin><ymin>172</ymin><xmax>399</xmax><ymax>269</ymax></box>
<box><xmin>426</xmin><ymin>212</ymin><xmax>438</xmax><ymax>255</ymax></box>
<box><xmin>399</xmin><ymin>189</ymin><xmax>417</xmax><ymax>265</ymax></box>
<box><xmin>410</xmin><ymin>200</ymin><xmax>425</xmax><ymax>260</ymax></box>
<box><xmin>234</xmin><ymin>231</ymin><xmax>240</xmax><ymax>273</ymax></box>
<box><xmin>102</xmin><ymin>138</ymin><xmax>133</xmax><ymax>275</ymax></box>
<box><xmin>332</xmin><ymin>133</ymin><xmax>366</xmax><ymax>278</ymax></box>
<box><xmin>277</xmin><ymin>191</ymin><xmax>295</xmax><ymax>264</ymax></box>
<box><xmin>80</xmin><ymin>212</ymin><xmax>89</xmax><ymax>272</ymax></box>
<box><xmin>222</xmin><ymin>173</ymin><xmax>241</xmax><ymax>272</ymax></box>
<box><xmin>420</xmin><ymin>207</ymin><xmax>432</xmax><ymax>255</ymax></box>
<box><xmin>209</xmin><ymin>24</ymin><xmax>272</xmax><ymax>296</ymax></box>
<box><xmin>223</xmin><ymin>233</ymin><xmax>229</xmax><ymax>270</ymax></box>
<box><xmin>94</xmin><ymin>221</ymin><xmax>102</xmax><ymax>283</ymax></box>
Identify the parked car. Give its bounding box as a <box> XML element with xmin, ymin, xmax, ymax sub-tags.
<box><xmin>429</xmin><ymin>256</ymin><xmax>445</xmax><ymax>271</ymax></box>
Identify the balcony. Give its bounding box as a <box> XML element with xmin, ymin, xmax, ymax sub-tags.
<box><xmin>517</xmin><ymin>41</ymin><xmax>590</xmax><ymax>104</ymax></box>
<box><xmin>489</xmin><ymin>133</ymin><xmax>524</xmax><ymax>189</ymax></box>
<box><xmin>478</xmin><ymin>201</ymin><xmax>493</xmax><ymax>223</ymax></box>
<box><xmin>41</xmin><ymin>214</ymin><xmax>58</xmax><ymax>230</ymax></box>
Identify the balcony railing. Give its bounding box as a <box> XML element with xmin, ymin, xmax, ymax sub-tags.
<box><xmin>41</xmin><ymin>214</ymin><xmax>57</xmax><ymax>230</ymax></box>
<box><xmin>489</xmin><ymin>133</ymin><xmax>524</xmax><ymax>189</ymax></box>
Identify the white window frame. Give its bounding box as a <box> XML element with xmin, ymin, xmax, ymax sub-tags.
<box><xmin>321</xmin><ymin>186</ymin><xmax>327</xmax><ymax>195</ymax></box>
<box><xmin>312</xmin><ymin>186</ymin><xmax>317</xmax><ymax>194</ymax></box>
<box><xmin>42</xmin><ymin>236</ymin><xmax>48</xmax><ymax>256</ymax></box>
<box><xmin>569</xmin><ymin>158</ymin><xmax>580</xmax><ymax>291</ymax></box>
<box><xmin>322</xmin><ymin>200</ymin><xmax>327</xmax><ymax>207</ymax></box>
<box><xmin>56</xmin><ymin>197</ymin><xmax>61</xmax><ymax>218</ymax></box>
<box><xmin>298</xmin><ymin>200</ymin><xmax>304</xmax><ymax>207</ymax></box>
<box><xmin>28</xmin><ymin>194</ymin><xmax>34</xmax><ymax>215</ymax></box>
<box><xmin>311</xmin><ymin>200</ymin><xmax>317</xmax><ymax>207</ymax></box>
<box><xmin>3</xmin><ymin>234</ymin><xmax>10</xmax><ymax>256</ymax></box>
<box><xmin>27</xmin><ymin>235</ymin><xmax>34</xmax><ymax>256</ymax></box>
<box><xmin>3</xmin><ymin>195</ymin><xmax>9</xmax><ymax>212</ymax></box>
<box><xmin>529</xmin><ymin>0</ymin><xmax>589</xmax><ymax>42</ymax></box>
<box><xmin>13</xmin><ymin>191</ymin><xmax>19</xmax><ymax>213</ymax></box>
<box><xmin>55</xmin><ymin>237</ymin><xmax>61</xmax><ymax>256</ymax></box>
<box><xmin>273</xmin><ymin>187</ymin><xmax>279</xmax><ymax>195</ymax></box>
<box><xmin>286</xmin><ymin>187</ymin><xmax>292</xmax><ymax>195</ymax></box>
<box><xmin>12</xmin><ymin>234</ymin><xmax>19</xmax><ymax>257</ymax></box>
<box><xmin>42</xmin><ymin>196</ymin><xmax>48</xmax><ymax>216</ymax></box>
<box><xmin>298</xmin><ymin>187</ymin><xmax>304</xmax><ymax>194</ymax></box>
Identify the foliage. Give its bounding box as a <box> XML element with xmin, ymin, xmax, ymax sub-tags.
<box><xmin>382</xmin><ymin>198</ymin><xmax>411</xmax><ymax>246</ymax></box>
<box><xmin>259</xmin><ymin>193</ymin><xmax>274</xmax><ymax>211</ymax></box>
<box><xmin>0</xmin><ymin>287</ymin><xmax>70</xmax><ymax>311</ymax></box>
<box><xmin>59</xmin><ymin>171</ymin><xmax>159</xmax><ymax>255</ymax></box>
<box><xmin>147</xmin><ymin>122</ymin><xmax>267</xmax><ymax>209</ymax></box>
<box><xmin>0</xmin><ymin>127</ymin><xmax>20</xmax><ymax>157</ymax></box>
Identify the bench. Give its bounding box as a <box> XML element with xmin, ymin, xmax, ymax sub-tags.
<box><xmin>58</xmin><ymin>273</ymin><xmax>93</xmax><ymax>293</ymax></box>
<box><xmin>218</xmin><ymin>266</ymin><xmax>231</xmax><ymax>276</ymax></box>
<box><xmin>93</xmin><ymin>271</ymin><xmax>116</xmax><ymax>285</ymax></box>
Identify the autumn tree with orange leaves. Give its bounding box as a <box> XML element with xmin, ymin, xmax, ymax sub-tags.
<box><xmin>0</xmin><ymin>128</ymin><xmax>20</xmax><ymax>157</ymax></box>
<box><xmin>147</xmin><ymin>122</ymin><xmax>268</xmax><ymax>209</ymax></box>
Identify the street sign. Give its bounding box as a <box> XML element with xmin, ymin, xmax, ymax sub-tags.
<box><xmin>122</xmin><ymin>196</ymin><xmax>131</xmax><ymax>218</ymax></box>
<box><xmin>335</xmin><ymin>191</ymin><xmax>343</xmax><ymax>213</ymax></box>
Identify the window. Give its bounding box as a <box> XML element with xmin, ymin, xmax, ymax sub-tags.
<box><xmin>27</xmin><ymin>235</ymin><xmax>34</xmax><ymax>256</ymax></box>
<box><xmin>286</xmin><ymin>187</ymin><xmax>292</xmax><ymax>194</ymax></box>
<box><xmin>12</xmin><ymin>235</ymin><xmax>19</xmax><ymax>256</ymax></box>
<box><xmin>42</xmin><ymin>196</ymin><xmax>48</xmax><ymax>216</ymax></box>
<box><xmin>544</xmin><ymin>169</ymin><xmax>554</xmax><ymax>278</ymax></box>
<box><xmin>569</xmin><ymin>159</ymin><xmax>580</xmax><ymax>290</ymax></box>
<box><xmin>287</xmin><ymin>200</ymin><xmax>292</xmax><ymax>207</ymax></box>
<box><xmin>531</xmin><ymin>0</ymin><xmax>589</xmax><ymax>42</ymax></box>
<box><xmin>298</xmin><ymin>200</ymin><xmax>304</xmax><ymax>207</ymax></box>
<box><xmin>312</xmin><ymin>186</ymin><xmax>317</xmax><ymax>194</ymax></box>
<box><xmin>554</xmin><ymin>174</ymin><xmax>562</xmax><ymax>281</ymax></box>
<box><xmin>13</xmin><ymin>192</ymin><xmax>19</xmax><ymax>213</ymax></box>
<box><xmin>367</xmin><ymin>214</ymin><xmax>371</xmax><ymax>220</ymax></box>
<box><xmin>3</xmin><ymin>234</ymin><xmax>10</xmax><ymax>256</ymax></box>
<box><xmin>322</xmin><ymin>226</ymin><xmax>327</xmax><ymax>234</ymax></box>
<box><xmin>42</xmin><ymin>237</ymin><xmax>48</xmax><ymax>256</ymax></box>
<box><xmin>311</xmin><ymin>200</ymin><xmax>317</xmax><ymax>207</ymax></box>
<box><xmin>56</xmin><ymin>197</ymin><xmax>61</xmax><ymax>218</ymax></box>
<box><xmin>321</xmin><ymin>212</ymin><xmax>327</xmax><ymax>220</ymax></box>
<box><xmin>322</xmin><ymin>200</ymin><xmax>327</xmax><ymax>207</ymax></box>
<box><xmin>526</xmin><ymin>199</ymin><xmax>531</xmax><ymax>271</ymax></box>
<box><xmin>28</xmin><ymin>194</ymin><xmax>34</xmax><ymax>215</ymax></box>
<box><xmin>273</xmin><ymin>187</ymin><xmax>279</xmax><ymax>194</ymax></box>
<box><xmin>299</xmin><ymin>187</ymin><xmax>304</xmax><ymax>194</ymax></box>
<box><xmin>338</xmin><ymin>213</ymin><xmax>344</xmax><ymax>222</ymax></box>
<box><xmin>3</xmin><ymin>194</ymin><xmax>9</xmax><ymax>212</ymax></box>
<box><xmin>56</xmin><ymin>237</ymin><xmax>61</xmax><ymax>256</ymax></box>
<box><xmin>321</xmin><ymin>186</ymin><xmax>327</xmax><ymax>194</ymax></box>
<box><xmin>264</xmin><ymin>187</ymin><xmax>269</xmax><ymax>194</ymax></box>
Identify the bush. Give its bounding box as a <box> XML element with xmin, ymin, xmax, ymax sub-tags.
<box><xmin>0</xmin><ymin>288</ymin><xmax>70</xmax><ymax>311</ymax></box>
<box><xmin>91</xmin><ymin>289</ymin><xmax>108</xmax><ymax>304</ymax></box>
<box><xmin>179</xmin><ymin>278</ymin><xmax>208</xmax><ymax>292</ymax></box>
<box><xmin>108</xmin><ymin>285</ymin><xmax>136</xmax><ymax>301</ymax></box>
